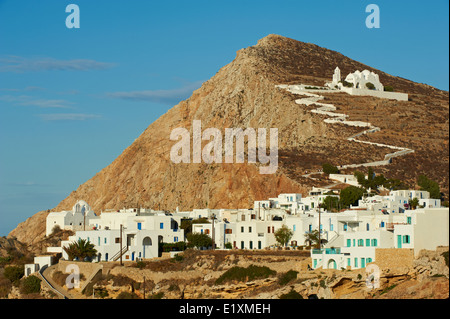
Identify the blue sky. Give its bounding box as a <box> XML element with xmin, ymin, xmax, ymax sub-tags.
<box><xmin>0</xmin><ymin>0</ymin><xmax>448</xmax><ymax>236</ymax></box>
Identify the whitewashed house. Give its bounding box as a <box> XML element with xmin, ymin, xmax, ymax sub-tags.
<box><xmin>51</xmin><ymin>206</ymin><xmax>185</xmax><ymax>262</ymax></box>
<box><xmin>24</xmin><ymin>255</ymin><xmax>53</xmax><ymax>277</ymax></box>
<box><xmin>46</xmin><ymin>200</ymin><xmax>97</xmax><ymax>236</ymax></box>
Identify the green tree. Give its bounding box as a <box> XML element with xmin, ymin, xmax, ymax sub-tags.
<box><xmin>180</xmin><ymin>218</ymin><xmax>209</xmax><ymax>236</ymax></box>
<box><xmin>304</xmin><ymin>229</ymin><xmax>320</xmax><ymax>248</ymax></box>
<box><xmin>186</xmin><ymin>233</ymin><xmax>212</xmax><ymax>249</ymax></box>
<box><xmin>321</xmin><ymin>196</ymin><xmax>340</xmax><ymax>212</ymax></box>
<box><xmin>274</xmin><ymin>225</ymin><xmax>294</xmax><ymax>247</ymax></box>
<box><xmin>322</xmin><ymin>163</ymin><xmax>339</xmax><ymax>175</ymax></box>
<box><xmin>409</xmin><ymin>197</ymin><xmax>420</xmax><ymax>210</ymax></box>
<box><xmin>63</xmin><ymin>238</ymin><xmax>97</xmax><ymax>261</ymax></box>
<box><xmin>339</xmin><ymin>186</ymin><xmax>365</xmax><ymax>208</ymax></box>
<box><xmin>417</xmin><ymin>175</ymin><xmax>441</xmax><ymax>199</ymax></box>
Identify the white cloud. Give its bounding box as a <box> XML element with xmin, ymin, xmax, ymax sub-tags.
<box><xmin>0</xmin><ymin>95</ymin><xmax>74</xmax><ymax>108</ymax></box>
<box><xmin>107</xmin><ymin>80</ymin><xmax>204</xmax><ymax>105</ymax></box>
<box><xmin>0</xmin><ymin>56</ymin><xmax>115</xmax><ymax>72</ymax></box>
<box><xmin>38</xmin><ymin>113</ymin><xmax>102</xmax><ymax>121</ymax></box>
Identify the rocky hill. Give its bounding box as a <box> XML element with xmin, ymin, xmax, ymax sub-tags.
<box><xmin>8</xmin><ymin>34</ymin><xmax>449</xmax><ymax>245</ymax></box>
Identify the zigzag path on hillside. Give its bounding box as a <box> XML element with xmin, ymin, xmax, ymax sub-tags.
<box><xmin>276</xmin><ymin>84</ymin><xmax>414</xmax><ymax>172</ymax></box>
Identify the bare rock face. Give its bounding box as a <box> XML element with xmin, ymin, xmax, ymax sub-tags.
<box><xmin>8</xmin><ymin>34</ymin><xmax>449</xmax><ymax>247</ymax></box>
<box><xmin>8</xmin><ymin>210</ymin><xmax>49</xmax><ymax>247</ymax></box>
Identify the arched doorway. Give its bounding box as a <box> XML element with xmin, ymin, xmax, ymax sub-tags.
<box><xmin>142</xmin><ymin>237</ymin><xmax>152</xmax><ymax>258</ymax></box>
<box><xmin>328</xmin><ymin>259</ymin><xmax>337</xmax><ymax>269</ymax></box>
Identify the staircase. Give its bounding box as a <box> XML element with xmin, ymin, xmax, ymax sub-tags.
<box><xmin>111</xmin><ymin>246</ymin><xmax>128</xmax><ymax>261</ymax></box>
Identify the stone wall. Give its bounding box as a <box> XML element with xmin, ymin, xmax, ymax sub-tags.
<box><xmin>58</xmin><ymin>260</ymin><xmax>101</xmax><ymax>276</ymax></box>
<box><xmin>373</xmin><ymin>248</ymin><xmax>415</xmax><ymax>270</ymax></box>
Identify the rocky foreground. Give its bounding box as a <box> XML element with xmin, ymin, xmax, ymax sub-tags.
<box><xmin>5</xmin><ymin>247</ymin><xmax>446</xmax><ymax>300</ymax></box>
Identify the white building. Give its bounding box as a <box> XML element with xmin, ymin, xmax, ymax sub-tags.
<box><xmin>46</xmin><ymin>200</ymin><xmax>97</xmax><ymax>236</ymax></box>
<box><xmin>325</xmin><ymin>66</ymin><xmax>408</xmax><ymax>101</ymax></box>
<box><xmin>344</xmin><ymin>70</ymin><xmax>384</xmax><ymax>91</ymax></box>
<box><xmin>24</xmin><ymin>255</ymin><xmax>53</xmax><ymax>277</ymax></box>
<box><xmin>311</xmin><ymin>207</ymin><xmax>449</xmax><ymax>270</ymax></box>
<box><xmin>49</xmin><ymin>205</ymin><xmax>185</xmax><ymax>262</ymax></box>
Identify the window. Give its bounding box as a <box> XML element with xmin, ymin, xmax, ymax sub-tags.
<box><xmin>241</xmin><ymin>241</ymin><xmax>244</xmax><ymax>249</ymax></box>
<box><xmin>407</xmin><ymin>217</ymin><xmax>412</xmax><ymax>224</ymax></box>
<box><xmin>309</xmin><ymin>224</ymin><xmax>312</xmax><ymax>232</ymax></box>
<box><xmin>115</xmin><ymin>238</ymin><xmax>120</xmax><ymax>244</ymax></box>
<box><xmin>267</xmin><ymin>226</ymin><xmax>271</xmax><ymax>233</ymax></box>
<box><xmin>367</xmin><ymin>258</ymin><xmax>372</xmax><ymax>263</ymax></box>
<box><xmin>358</xmin><ymin>239</ymin><xmax>364</xmax><ymax>247</ymax></box>
<box><xmin>353</xmin><ymin>239</ymin><xmax>356</xmax><ymax>247</ymax></box>
<box><xmin>225</xmin><ymin>229</ymin><xmax>232</xmax><ymax>234</ymax></box>
<box><xmin>347</xmin><ymin>258</ymin><xmax>351</xmax><ymax>267</ymax></box>
<box><xmin>137</xmin><ymin>222</ymin><xmax>142</xmax><ymax>230</ymax></box>
<box><xmin>293</xmin><ymin>225</ymin><xmax>296</xmax><ymax>231</ymax></box>
<box><xmin>380</xmin><ymin>221</ymin><xmax>385</xmax><ymax>227</ymax></box>
<box><xmin>174</xmin><ymin>237</ymin><xmax>178</xmax><ymax>242</ymax></box>
<box><xmin>241</xmin><ymin>226</ymin><xmax>244</xmax><ymax>233</ymax></box>
<box><xmin>160</xmin><ymin>223</ymin><xmax>164</xmax><ymax>229</ymax></box>
<box><xmin>248</xmin><ymin>227</ymin><xmax>252</xmax><ymax>233</ymax></box>
<box><xmin>98</xmin><ymin>237</ymin><xmax>100</xmax><ymax>246</ymax></box>
<box><xmin>347</xmin><ymin>239</ymin><xmax>351</xmax><ymax>247</ymax></box>
<box><xmin>371</xmin><ymin>239</ymin><xmax>378</xmax><ymax>247</ymax></box>
<box><xmin>205</xmin><ymin>229</ymin><xmax>210</xmax><ymax>235</ymax></box>
<box><xmin>366</xmin><ymin>239</ymin><xmax>371</xmax><ymax>247</ymax></box>
<box><xmin>403</xmin><ymin>235</ymin><xmax>410</xmax><ymax>244</ymax></box>
<box><xmin>330</xmin><ymin>224</ymin><xmax>334</xmax><ymax>231</ymax></box>
<box><xmin>249</xmin><ymin>241</ymin><xmax>253</xmax><ymax>249</ymax></box>
<box><xmin>104</xmin><ymin>238</ymin><xmax>107</xmax><ymax>244</ymax></box>
<box><xmin>366</xmin><ymin>223</ymin><xmax>370</xmax><ymax>231</ymax></box>
<box><xmin>354</xmin><ymin>258</ymin><xmax>358</xmax><ymax>268</ymax></box>
<box><xmin>344</xmin><ymin>224</ymin><xmax>348</xmax><ymax>231</ymax></box>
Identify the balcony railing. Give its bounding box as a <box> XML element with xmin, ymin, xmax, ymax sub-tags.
<box><xmin>312</xmin><ymin>248</ymin><xmax>341</xmax><ymax>255</ymax></box>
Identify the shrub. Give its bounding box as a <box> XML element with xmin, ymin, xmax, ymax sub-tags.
<box><xmin>365</xmin><ymin>82</ymin><xmax>375</xmax><ymax>90</ymax></box>
<box><xmin>148</xmin><ymin>291</ymin><xmax>164</xmax><ymax>299</ymax></box>
<box><xmin>278</xmin><ymin>270</ymin><xmax>298</xmax><ymax>286</ymax></box>
<box><xmin>161</xmin><ymin>241</ymin><xmax>187</xmax><ymax>252</ymax></box>
<box><xmin>279</xmin><ymin>289</ymin><xmax>303</xmax><ymax>299</ymax></box>
<box><xmin>442</xmin><ymin>251</ymin><xmax>449</xmax><ymax>267</ymax></box>
<box><xmin>116</xmin><ymin>291</ymin><xmax>140</xmax><ymax>299</ymax></box>
<box><xmin>342</xmin><ymin>81</ymin><xmax>353</xmax><ymax>88</ymax></box>
<box><xmin>4</xmin><ymin>266</ymin><xmax>24</xmax><ymax>284</ymax></box>
<box><xmin>319</xmin><ymin>279</ymin><xmax>326</xmax><ymax>288</ymax></box>
<box><xmin>322</xmin><ymin>163</ymin><xmax>339</xmax><ymax>175</ymax></box>
<box><xmin>134</xmin><ymin>260</ymin><xmax>147</xmax><ymax>269</ymax></box>
<box><xmin>384</xmin><ymin>85</ymin><xmax>394</xmax><ymax>92</ymax></box>
<box><xmin>172</xmin><ymin>254</ymin><xmax>184</xmax><ymax>262</ymax></box>
<box><xmin>0</xmin><ymin>277</ymin><xmax>12</xmax><ymax>298</ymax></box>
<box><xmin>215</xmin><ymin>265</ymin><xmax>276</xmax><ymax>285</ymax></box>
<box><xmin>20</xmin><ymin>275</ymin><xmax>41</xmax><ymax>294</ymax></box>
<box><xmin>186</xmin><ymin>233</ymin><xmax>212</xmax><ymax>249</ymax></box>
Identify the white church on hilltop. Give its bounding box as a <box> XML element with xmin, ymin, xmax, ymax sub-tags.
<box><xmin>46</xmin><ymin>200</ymin><xmax>97</xmax><ymax>236</ymax></box>
<box><xmin>325</xmin><ymin>67</ymin><xmax>408</xmax><ymax>101</ymax></box>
